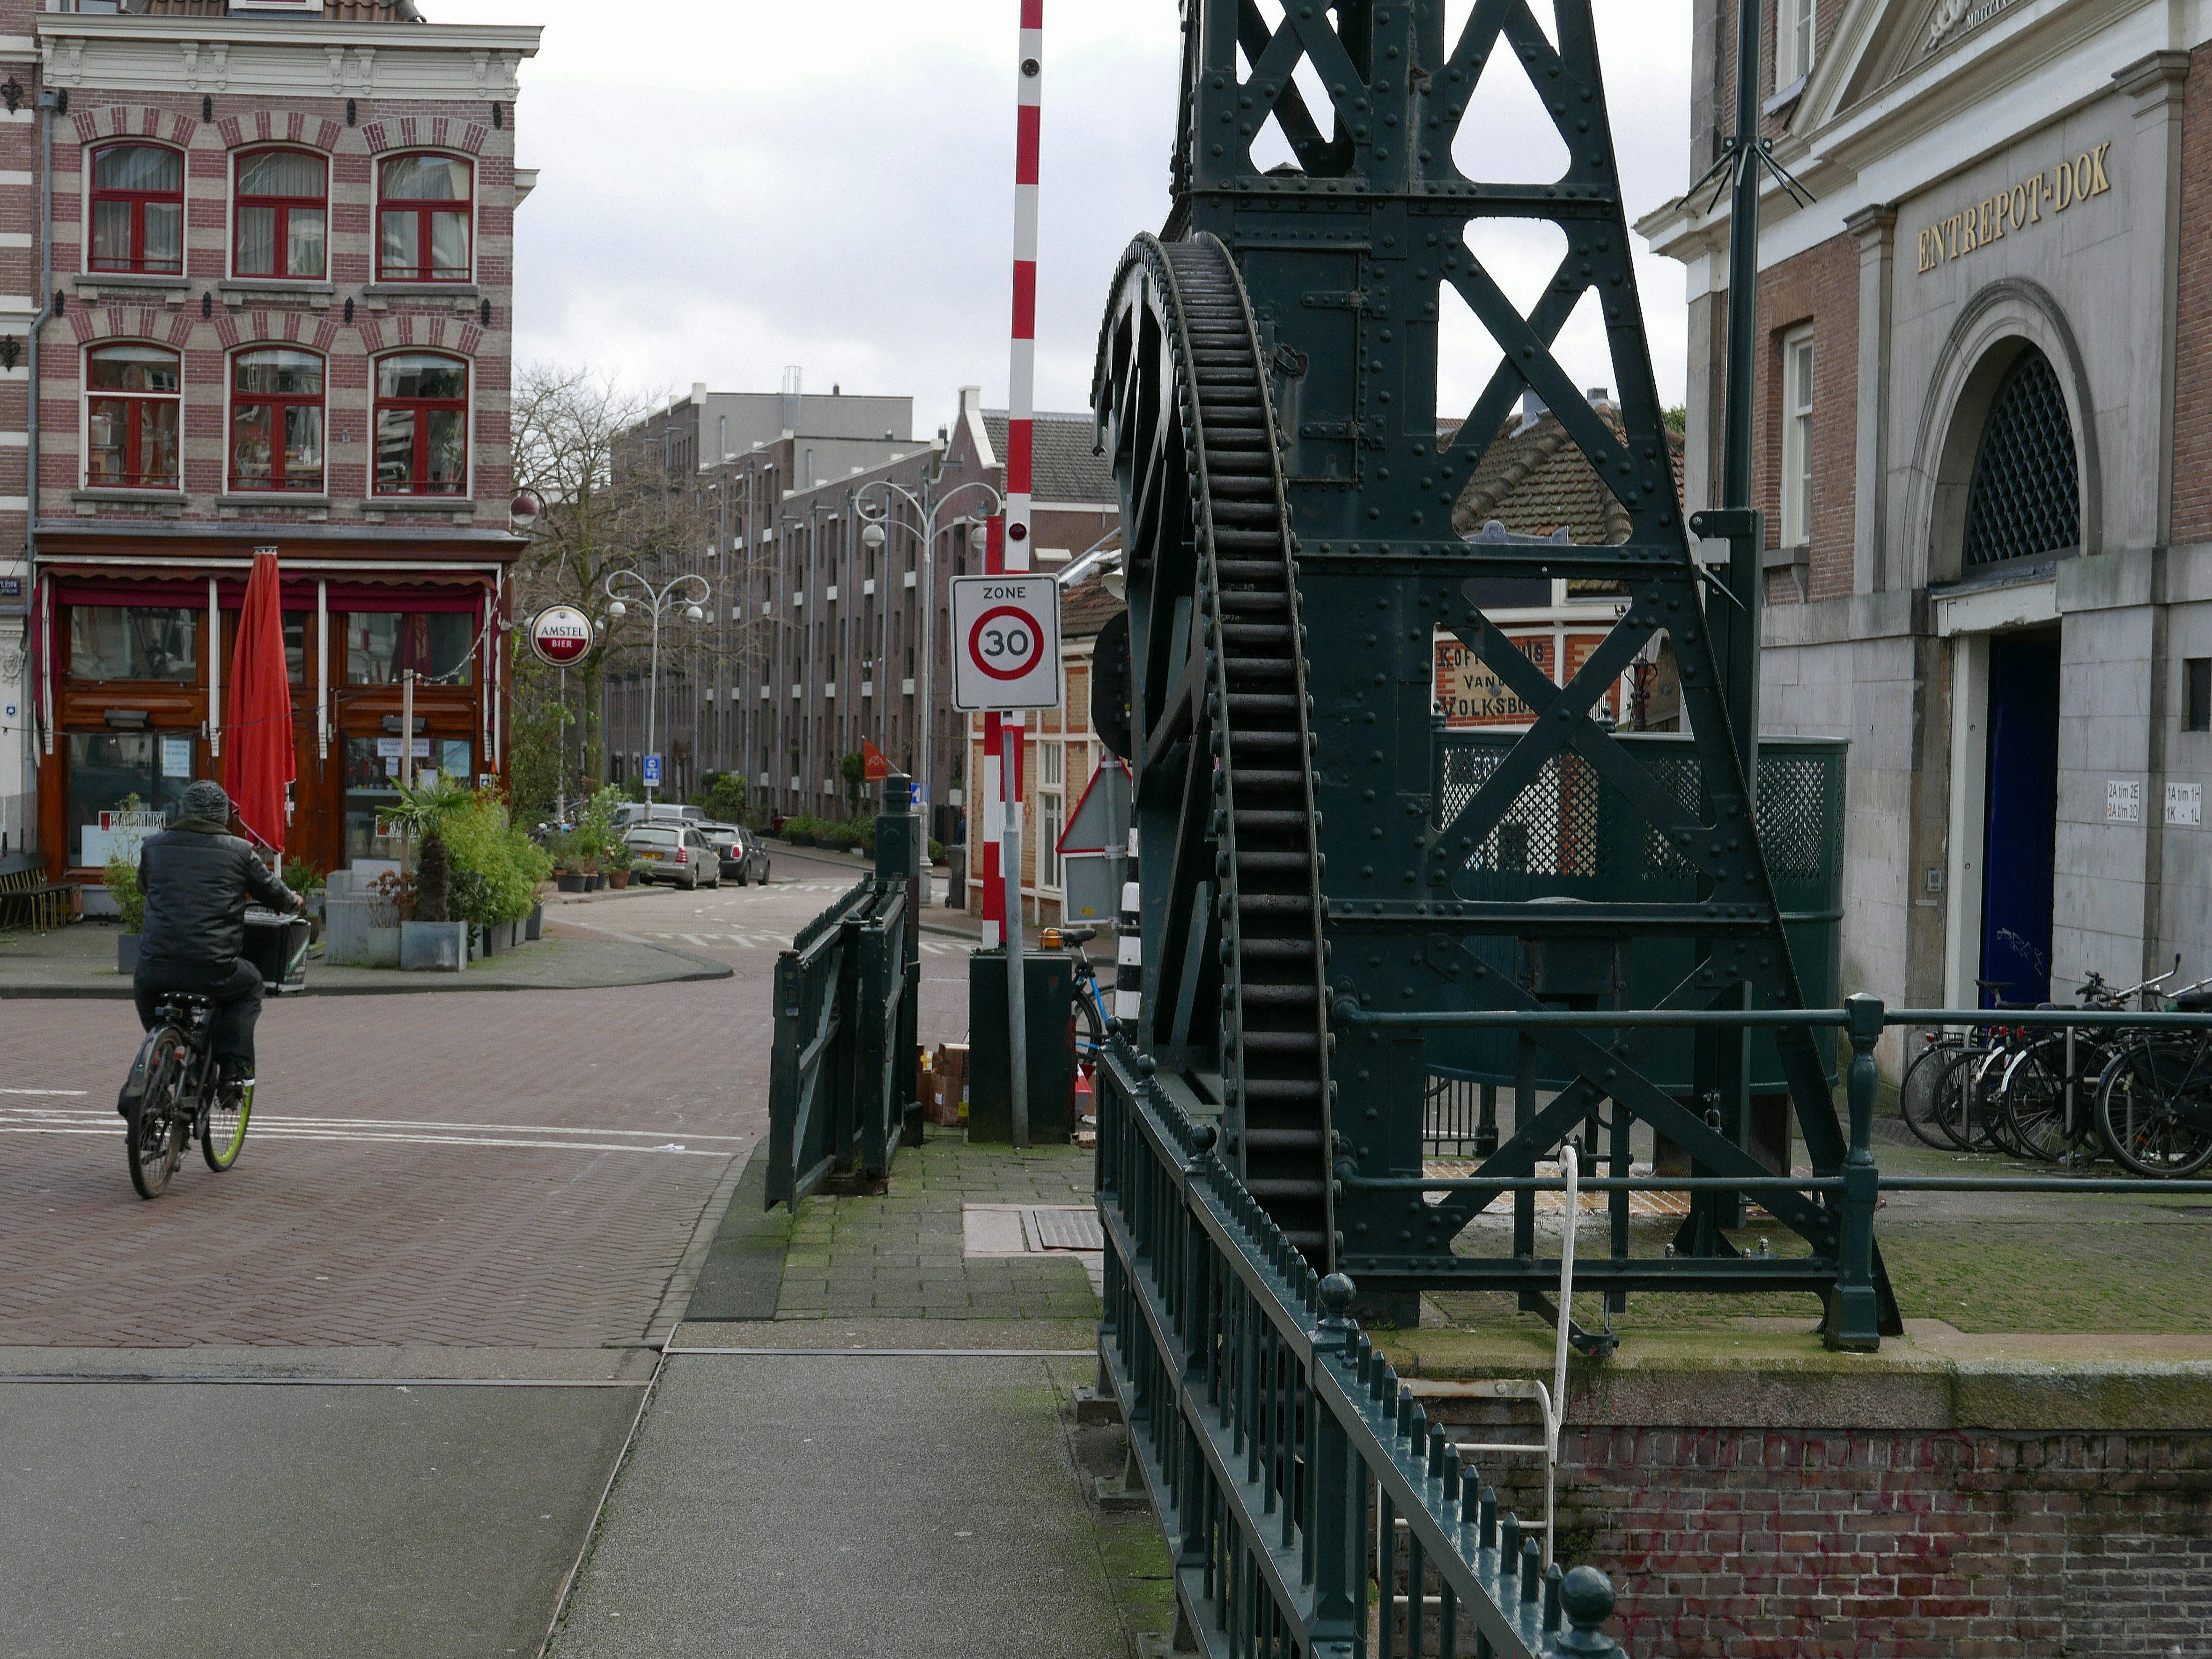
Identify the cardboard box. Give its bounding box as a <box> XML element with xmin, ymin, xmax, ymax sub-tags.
<box><xmin>925</xmin><ymin>1041</ymin><xmax>970</xmax><ymax>1128</ymax></box>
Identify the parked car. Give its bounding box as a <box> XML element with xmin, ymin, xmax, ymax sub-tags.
<box><xmin>698</xmin><ymin>822</ymin><xmax>771</xmax><ymax>886</ymax></box>
<box><xmin>613</xmin><ymin>802</ymin><xmax>706</xmax><ymax>832</ymax></box>
<box><xmin>623</xmin><ymin>824</ymin><xmax>721</xmax><ymax>889</ymax></box>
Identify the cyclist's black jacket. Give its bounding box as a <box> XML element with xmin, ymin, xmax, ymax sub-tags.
<box><xmin>137</xmin><ymin>815</ymin><xmax>297</xmax><ymax>974</ymax></box>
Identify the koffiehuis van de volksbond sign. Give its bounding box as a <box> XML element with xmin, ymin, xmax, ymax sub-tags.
<box><xmin>1915</xmin><ymin>142</ymin><xmax>2110</xmax><ymax>273</ymax></box>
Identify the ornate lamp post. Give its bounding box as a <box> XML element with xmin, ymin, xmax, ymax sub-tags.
<box><xmin>603</xmin><ymin>568</ymin><xmax>709</xmax><ymax>804</ymax></box>
<box><xmin>855</xmin><ymin>477</ymin><xmax>1001</xmax><ymax>829</ymax></box>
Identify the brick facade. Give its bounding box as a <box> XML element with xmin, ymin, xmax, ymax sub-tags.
<box><xmin>1747</xmin><ymin>233</ymin><xmax>1859</xmax><ymax>604</ymax></box>
<box><xmin>2169</xmin><ymin>41</ymin><xmax>2212</xmax><ymax>543</ymax></box>
<box><xmin>10</xmin><ymin>2</ymin><xmax>540</xmax><ymax>880</ymax></box>
<box><xmin>1570</xmin><ymin>1424</ymin><xmax>2212</xmax><ymax>1657</ymax></box>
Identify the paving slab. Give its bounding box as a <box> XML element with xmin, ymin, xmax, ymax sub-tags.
<box><xmin>544</xmin><ymin>1352</ymin><xmax>1151</xmax><ymax>1659</ymax></box>
<box><xmin>0</xmin><ymin>1379</ymin><xmax>638</xmax><ymax>1659</ymax></box>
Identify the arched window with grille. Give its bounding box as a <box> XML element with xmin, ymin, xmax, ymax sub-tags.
<box><xmin>234</xmin><ymin>148</ymin><xmax>328</xmax><ymax>280</ymax></box>
<box><xmin>1962</xmin><ymin>346</ymin><xmax>2080</xmax><ymax>569</ymax></box>
<box><xmin>84</xmin><ymin>343</ymin><xmax>181</xmax><ymax>489</ymax></box>
<box><xmin>231</xmin><ymin>347</ymin><xmax>325</xmax><ymax>493</ymax></box>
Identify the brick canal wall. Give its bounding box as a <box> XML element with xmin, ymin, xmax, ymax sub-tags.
<box><xmin>1411</xmin><ymin>1353</ymin><xmax>2212</xmax><ymax>1657</ymax></box>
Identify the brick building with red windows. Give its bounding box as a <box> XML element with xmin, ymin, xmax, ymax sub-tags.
<box><xmin>2</xmin><ymin>0</ymin><xmax>538</xmax><ymax>889</ymax></box>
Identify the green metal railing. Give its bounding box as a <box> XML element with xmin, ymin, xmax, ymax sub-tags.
<box><xmin>1096</xmin><ymin>1033</ymin><xmax>1628</xmax><ymax>1658</ymax></box>
<box><xmin>1333</xmin><ymin>995</ymin><xmax>2212</xmax><ymax>1350</ymax></box>
<box><xmin>764</xmin><ymin>778</ymin><xmax>924</xmax><ymax>1210</ymax></box>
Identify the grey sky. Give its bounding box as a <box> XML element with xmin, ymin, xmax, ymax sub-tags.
<box><xmin>433</xmin><ymin>1</ymin><xmax>1693</xmax><ymax>440</ymax></box>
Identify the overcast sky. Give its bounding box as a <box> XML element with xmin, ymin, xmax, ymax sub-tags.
<box><xmin>432</xmin><ymin>0</ymin><xmax>1694</xmax><ymax>440</ymax></box>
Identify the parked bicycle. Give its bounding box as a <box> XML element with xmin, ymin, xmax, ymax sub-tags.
<box><xmin>2093</xmin><ymin>975</ymin><xmax>2212</xmax><ymax>1178</ymax></box>
<box><xmin>1996</xmin><ymin>969</ymin><xmax>2174</xmax><ymax>1162</ymax></box>
<box><xmin>116</xmin><ymin>991</ymin><xmax>253</xmax><ymax>1199</ymax></box>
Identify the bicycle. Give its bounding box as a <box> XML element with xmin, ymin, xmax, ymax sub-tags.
<box><xmin>1999</xmin><ymin>969</ymin><xmax>2176</xmax><ymax>1163</ymax></box>
<box><xmin>2094</xmin><ymin>977</ymin><xmax>2212</xmax><ymax>1179</ymax></box>
<box><xmin>116</xmin><ymin>992</ymin><xmax>253</xmax><ymax>1199</ymax></box>
<box><xmin>1908</xmin><ymin>980</ymin><xmax>2030</xmax><ymax>1153</ymax></box>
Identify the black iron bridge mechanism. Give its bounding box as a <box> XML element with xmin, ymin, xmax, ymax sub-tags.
<box><xmin>1091</xmin><ymin>0</ymin><xmax>1900</xmax><ymax>1351</ymax></box>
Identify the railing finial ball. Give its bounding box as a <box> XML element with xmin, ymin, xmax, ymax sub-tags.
<box><xmin>1190</xmin><ymin>1121</ymin><xmax>1218</xmax><ymax>1153</ymax></box>
<box><xmin>1319</xmin><ymin>1272</ymin><xmax>1356</xmax><ymax>1315</ymax></box>
<box><xmin>1136</xmin><ymin>1053</ymin><xmax>1158</xmax><ymax>1077</ymax></box>
<box><xmin>1557</xmin><ymin>1565</ymin><xmax>1618</xmax><ymax>1652</ymax></box>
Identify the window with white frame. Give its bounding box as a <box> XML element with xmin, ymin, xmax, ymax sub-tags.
<box><xmin>1777</xmin><ymin>0</ymin><xmax>1815</xmax><ymax>88</ymax></box>
<box><xmin>1039</xmin><ymin>740</ymin><xmax>1065</xmax><ymax>892</ymax></box>
<box><xmin>1779</xmin><ymin>326</ymin><xmax>1815</xmax><ymax>548</ymax></box>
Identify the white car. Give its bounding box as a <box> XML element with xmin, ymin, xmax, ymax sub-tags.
<box><xmin>624</xmin><ymin>824</ymin><xmax>721</xmax><ymax>889</ymax></box>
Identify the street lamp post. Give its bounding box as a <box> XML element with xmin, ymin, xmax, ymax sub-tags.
<box><xmin>855</xmin><ymin>477</ymin><xmax>1002</xmax><ymax>842</ymax></box>
<box><xmin>603</xmin><ymin>568</ymin><xmax>710</xmax><ymax>805</ymax></box>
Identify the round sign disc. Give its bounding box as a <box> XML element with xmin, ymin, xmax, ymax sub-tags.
<box><xmin>530</xmin><ymin>605</ymin><xmax>593</xmax><ymax>668</ymax></box>
<box><xmin>967</xmin><ymin>605</ymin><xmax>1045</xmax><ymax>682</ymax></box>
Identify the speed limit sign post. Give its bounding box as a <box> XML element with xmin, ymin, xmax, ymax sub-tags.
<box><xmin>951</xmin><ymin>575</ymin><xmax>1062</xmax><ymax>712</ymax></box>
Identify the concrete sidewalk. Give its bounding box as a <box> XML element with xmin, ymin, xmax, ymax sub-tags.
<box><xmin>0</xmin><ymin>912</ymin><xmax>729</xmax><ymax>997</ymax></box>
<box><xmin>541</xmin><ymin>1133</ymin><xmax>1169</xmax><ymax>1659</ymax></box>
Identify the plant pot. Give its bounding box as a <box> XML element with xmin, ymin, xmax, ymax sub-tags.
<box><xmin>467</xmin><ymin>924</ymin><xmax>484</xmax><ymax>962</ymax></box>
<box><xmin>118</xmin><ymin>933</ymin><xmax>140</xmax><ymax>974</ymax></box>
<box><xmin>367</xmin><ymin>925</ymin><xmax>403</xmax><ymax>969</ymax></box>
<box><xmin>400</xmin><ymin>919</ymin><xmax>468</xmax><ymax>972</ymax></box>
<box><xmin>322</xmin><ymin>897</ymin><xmax>372</xmax><ymax>966</ymax></box>
<box><xmin>525</xmin><ymin>902</ymin><xmax>545</xmax><ymax>942</ymax></box>
<box><xmin>555</xmin><ymin>872</ymin><xmax>588</xmax><ymax>894</ymax></box>
<box><xmin>587</xmin><ymin>873</ymin><xmax>606</xmax><ymax>892</ymax></box>
<box><xmin>608</xmin><ymin>869</ymin><xmax>631</xmax><ymax>890</ymax></box>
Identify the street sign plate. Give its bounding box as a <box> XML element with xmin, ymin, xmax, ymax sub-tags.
<box><xmin>530</xmin><ymin>605</ymin><xmax>593</xmax><ymax>668</ymax></box>
<box><xmin>643</xmin><ymin>754</ymin><xmax>663</xmax><ymax>786</ymax></box>
<box><xmin>951</xmin><ymin>575</ymin><xmax>1061</xmax><ymax>711</ymax></box>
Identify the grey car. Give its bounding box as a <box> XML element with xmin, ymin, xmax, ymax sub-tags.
<box><xmin>697</xmin><ymin>822</ymin><xmax>771</xmax><ymax>885</ymax></box>
<box><xmin>625</xmin><ymin>825</ymin><xmax>721</xmax><ymax>889</ymax></box>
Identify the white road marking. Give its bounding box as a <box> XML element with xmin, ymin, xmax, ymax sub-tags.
<box><xmin>0</xmin><ymin>1115</ymin><xmax>729</xmax><ymax>1156</ymax></box>
<box><xmin>0</xmin><ymin>1088</ymin><xmax>88</xmax><ymax>1096</ymax></box>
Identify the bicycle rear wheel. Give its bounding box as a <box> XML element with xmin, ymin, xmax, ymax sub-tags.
<box><xmin>1899</xmin><ymin>1038</ymin><xmax>1962</xmax><ymax>1150</ymax></box>
<box><xmin>126</xmin><ymin>1029</ymin><xmax>190</xmax><ymax>1200</ymax></box>
<box><xmin>2002</xmin><ymin>1044</ymin><xmax>2071</xmax><ymax>1162</ymax></box>
<box><xmin>201</xmin><ymin>1078</ymin><xmax>252</xmax><ymax>1172</ymax></box>
<box><xmin>2096</xmin><ymin>1046</ymin><xmax>2212</xmax><ymax>1178</ymax></box>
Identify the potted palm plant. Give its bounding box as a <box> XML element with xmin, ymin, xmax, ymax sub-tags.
<box><xmin>388</xmin><ymin>775</ymin><xmax>472</xmax><ymax>971</ymax></box>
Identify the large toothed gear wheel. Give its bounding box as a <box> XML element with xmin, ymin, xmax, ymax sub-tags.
<box><xmin>1093</xmin><ymin>232</ymin><xmax>1335</xmax><ymax>1262</ymax></box>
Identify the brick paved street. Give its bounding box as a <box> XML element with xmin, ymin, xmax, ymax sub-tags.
<box><xmin>0</xmin><ymin>873</ymin><xmax>972</xmax><ymax>1349</ymax></box>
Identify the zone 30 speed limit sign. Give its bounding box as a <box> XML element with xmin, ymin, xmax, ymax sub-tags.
<box><xmin>951</xmin><ymin>575</ymin><xmax>1062</xmax><ymax>711</ymax></box>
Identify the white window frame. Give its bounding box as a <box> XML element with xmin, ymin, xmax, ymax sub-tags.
<box><xmin>371</xmin><ymin>149</ymin><xmax>477</xmax><ymax>286</ymax></box>
<box><xmin>1038</xmin><ymin>738</ymin><xmax>1066</xmax><ymax>893</ymax></box>
<box><xmin>81</xmin><ymin>339</ymin><xmax>183</xmax><ymax>492</ymax></box>
<box><xmin>82</xmin><ymin>138</ymin><xmax>188</xmax><ymax>280</ymax></box>
<box><xmin>1779</xmin><ymin>324</ymin><xmax>1815</xmax><ymax>549</ymax></box>
<box><xmin>228</xmin><ymin>145</ymin><xmax>332</xmax><ymax>283</ymax></box>
<box><xmin>226</xmin><ymin>344</ymin><xmax>328</xmax><ymax>495</ymax></box>
<box><xmin>1776</xmin><ymin>0</ymin><xmax>1815</xmax><ymax>88</ymax></box>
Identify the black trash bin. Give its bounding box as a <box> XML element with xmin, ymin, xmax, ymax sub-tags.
<box><xmin>967</xmin><ymin>947</ymin><xmax>1076</xmax><ymax>1143</ymax></box>
<box><xmin>243</xmin><ymin>908</ymin><xmax>310</xmax><ymax>994</ymax></box>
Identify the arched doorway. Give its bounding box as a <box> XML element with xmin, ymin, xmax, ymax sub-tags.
<box><xmin>1955</xmin><ymin>343</ymin><xmax>2079</xmax><ymax>1005</ymax></box>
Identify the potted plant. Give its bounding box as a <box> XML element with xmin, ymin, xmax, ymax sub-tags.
<box><xmin>365</xmin><ymin>870</ymin><xmax>412</xmax><ymax>967</ymax></box>
<box><xmin>104</xmin><ymin>850</ymin><xmax>146</xmax><ymax>973</ymax></box>
<box><xmin>388</xmin><ymin>775</ymin><xmax>471</xmax><ymax>971</ymax></box>
<box><xmin>282</xmin><ymin>856</ymin><xmax>327</xmax><ymax>941</ymax></box>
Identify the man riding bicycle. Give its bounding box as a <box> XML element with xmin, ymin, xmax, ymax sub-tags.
<box><xmin>124</xmin><ymin>778</ymin><xmax>302</xmax><ymax>1112</ymax></box>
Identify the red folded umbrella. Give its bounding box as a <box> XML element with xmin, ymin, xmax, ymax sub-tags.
<box><xmin>223</xmin><ymin>549</ymin><xmax>295</xmax><ymax>855</ymax></box>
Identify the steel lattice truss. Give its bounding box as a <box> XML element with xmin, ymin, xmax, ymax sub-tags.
<box><xmin>1093</xmin><ymin>0</ymin><xmax>1898</xmax><ymax>1334</ymax></box>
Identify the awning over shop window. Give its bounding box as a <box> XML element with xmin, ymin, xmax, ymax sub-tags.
<box><xmin>41</xmin><ymin>569</ymin><xmax>491</xmax><ymax>612</ymax></box>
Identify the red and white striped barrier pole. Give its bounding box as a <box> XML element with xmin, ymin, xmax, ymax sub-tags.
<box><xmin>983</xmin><ymin>1</ymin><xmax>1043</xmax><ymax>955</ymax></box>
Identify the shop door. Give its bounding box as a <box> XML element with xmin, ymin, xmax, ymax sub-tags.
<box><xmin>1979</xmin><ymin>631</ymin><xmax>2060</xmax><ymax>1004</ymax></box>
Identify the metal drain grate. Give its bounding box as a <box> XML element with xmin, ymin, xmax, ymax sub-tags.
<box><xmin>1024</xmin><ymin>1207</ymin><xmax>1105</xmax><ymax>1253</ymax></box>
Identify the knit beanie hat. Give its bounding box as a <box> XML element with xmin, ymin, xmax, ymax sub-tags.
<box><xmin>181</xmin><ymin>779</ymin><xmax>231</xmax><ymax>824</ymax></box>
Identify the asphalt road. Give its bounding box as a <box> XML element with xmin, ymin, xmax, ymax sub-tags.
<box><xmin>0</xmin><ymin>868</ymin><xmax>974</xmax><ymax>1656</ymax></box>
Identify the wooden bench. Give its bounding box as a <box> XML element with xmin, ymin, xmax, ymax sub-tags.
<box><xmin>0</xmin><ymin>854</ymin><xmax>83</xmax><ymax>933</ymax></box>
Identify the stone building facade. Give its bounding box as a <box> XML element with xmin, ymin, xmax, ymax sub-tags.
<box><xmin>5</xmin><ymin>0</ymin><xmax>538</xmax><ymax>883</ymax></box>
<box><xmin>1640</xmin><ymin>0</ymin><xmax>2212</xmax><ymax>1063</ymax></box>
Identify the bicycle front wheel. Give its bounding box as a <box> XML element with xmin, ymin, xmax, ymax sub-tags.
<box><xmin>2096</xmin><ymin>1047</ymin><xmax>2212</xmax><ymax>1178</ymax></box>
<box><xmin>126</xmin><ymin>1029</ymin><xmax>190</xmax><ymax>1200</ymax></box>
<box><xmin>201</xmin><ymin>1078</ymin><xmax>252</xmax><ymax>1172</ymax></box>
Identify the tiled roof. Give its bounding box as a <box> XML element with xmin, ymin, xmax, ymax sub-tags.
<box><xmin>1060</xmin><ymin>572</ymin><xmax>1125</xmax><ymax>640</ymax></box>
<box><xmin>981</xmin><ymin>412</ymin><xmax>1117</xmax><ymax>506</ymax></box>
<box><xmin>1450</xmin><ymin>408</ymin><xmax>1686</xmax><ymax>545</ymax></box>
